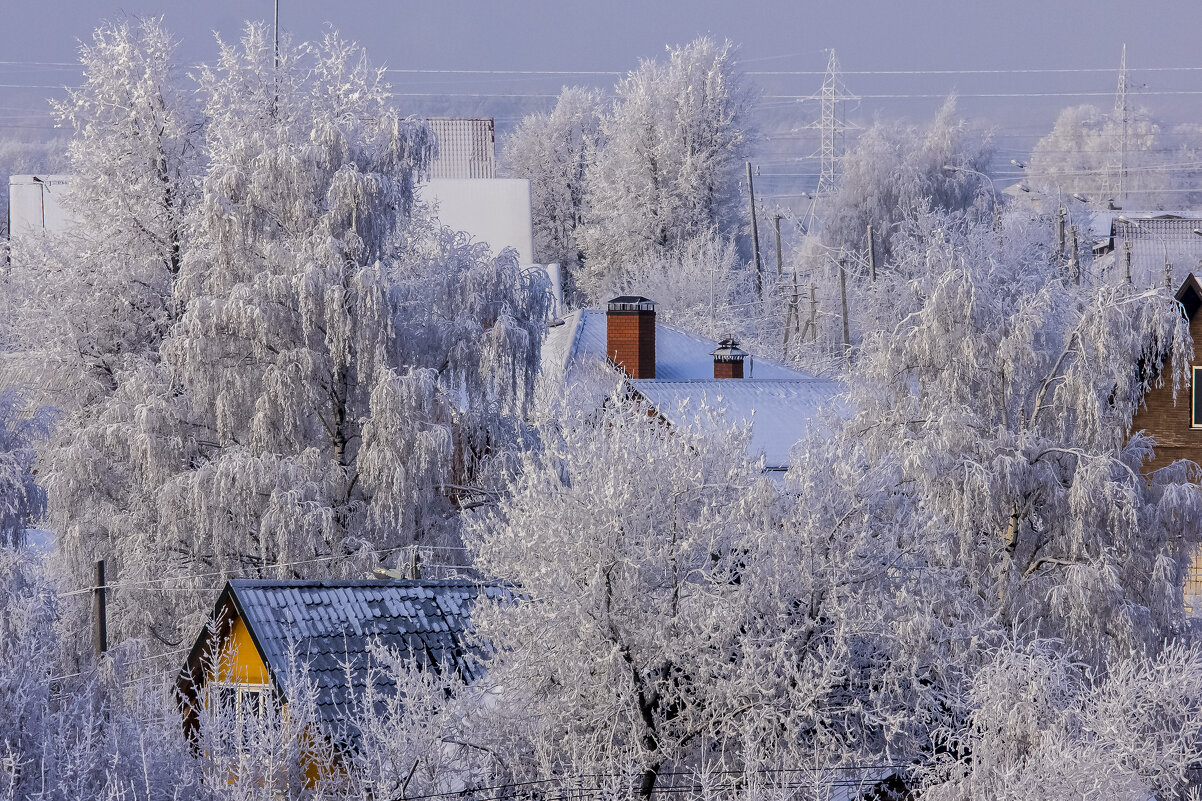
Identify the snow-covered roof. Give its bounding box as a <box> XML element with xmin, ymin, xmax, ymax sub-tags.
<box><xmin>180</xmin><ymin>579</ymin><xmax>507</xmax><ymax>749</ymax></box>
<box><xmin>544</xmin><ymin>309</ymin><xmax>810</xmax><ymax>381</ymax></box>
<box><xmin>630</xmin><ymin>378</ymin><xmax>842</xmax><ymax>469</ymax></box>
<box><xmin>544</xmin><ymin>308</ymin><xmax>844</xmax><ymax>468</ymax></box>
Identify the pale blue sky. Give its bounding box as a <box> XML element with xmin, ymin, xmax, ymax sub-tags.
<box><xmin>2</xmin><ymin>0</ymin><xmax>1200</xmax><ymax>191</ymax></box>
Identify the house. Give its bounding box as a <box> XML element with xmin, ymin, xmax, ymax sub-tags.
<box><xmin>1130</xmin><ymin>273</ymin><xmax>1202</xmax><ymax>609</ymax></box>
<box><xmin>175</xmin><ymin>578</ymin><xmax>502</xmax><ymax>780</ymax></box>
<box><xmin>1131</xmin><ymin>273</ymin><xmax>1202</xmax><ymax>471</ymax></box>
<box><xmin>1092</xmin><ymin>212</ymin><xmax>1202</xmax><ymax>287</ymax></box>
<box><xmin>543</xmin><ymin>297</ymin><xmax>843</xmax><ymax>471</ymax></box>
<box><xmin>419</xmin><ymin>117</ymin><xmax>534</xmax><ymax>264</ymax></box>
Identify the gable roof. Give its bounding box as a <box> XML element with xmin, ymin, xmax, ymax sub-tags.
<box><xmin>178</xmin><ymin>579</ymin><xmax>506</xmax><ymax>749</ymax></box>
<box><xmin>544</xmin><ymin>309</ymin><xmax>811</xmax><ymax>381</ymax></box>
<box><xmin>629</xmin><ymin>378</ymin><xmax>844</xmax><ymax>470</ymax></box>
<box><xmin>1176</xmin><ymin>272</ymin><xmax>1202</xmax><ymax>319</ymax></box>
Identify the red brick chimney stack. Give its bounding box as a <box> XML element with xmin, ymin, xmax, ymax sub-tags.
<box><xmin>606</xmin><ymin>297</ymin><xmax>657</xmax><ymax>379</ymax></box>
<box><xmin>710</xmin><ymin>337</ymin><xmax>748</xmax><ymax>379</ymax></box>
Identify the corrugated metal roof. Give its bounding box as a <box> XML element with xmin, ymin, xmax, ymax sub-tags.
<box><xmin>426</xmin><ymin>118</ymin><xmax>495</xmax><ymax>179</ymax></box>
<box><xmin>220</xmin><ymin>579</ymin><xmax>506</xmax><ymax>748</ymax></box>
<box><xmin>630</xmin><ymin>379</ymin><xmax>843</xmax><ymax>469</ymax></box>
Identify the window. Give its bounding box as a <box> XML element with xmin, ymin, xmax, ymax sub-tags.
<box><xmin>1194</xmin><ymin>366</ymin><xmax>1202</xmax><ymax>428</ymax></box>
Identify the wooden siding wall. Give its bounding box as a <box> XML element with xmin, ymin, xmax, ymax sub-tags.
<box><xmin>1130</xmin><ymin>308</ymin><xmax>1202</xmax><ymax>609</ymax></box>
<box><xmin>1130</xmin><ymin>311</ymin><xmax>1202</xmax><ymax>471</ymax></box>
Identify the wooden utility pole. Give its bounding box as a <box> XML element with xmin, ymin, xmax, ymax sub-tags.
<box><xmin>807</xmin><ymin>282</ymin><xmax>817</xmax><ymax>342</ymax></box>
<box><xmin>866</xmin><ymin>224</ymin><xmax>876</xmax><ymax>282</ymax></box>
<box><xmin>747</xmin><ymin>162</ymin><xmax>763</xmax><ymax>299</ymax></box>
<box><xmin>783</xmin><ymin>271</ymin><xmax>799</xmax><ymax>356</ymax></box>
<box><xmin>774</xmin><ymin>214</ymin><xmax>784</xmax><ymax>277</ymax></box>
<box><xmin>838</xmin><ymin>255</ymin><xmax>850</xmax><ymax>358</ymax></box>
<box><xmin>94</xmin><ymin>560</ymin><xmax>107</xmax><ymax>658</ymax></box>
<box><xmin>1054</xmin><ymin>206</ymin><xmax>1066</xmax><ymax>262</ymax></box>
<box><xmin>1067</xmin><ymin>225</ymin><xmax>1080</xmax><ymax>284</ymax></box>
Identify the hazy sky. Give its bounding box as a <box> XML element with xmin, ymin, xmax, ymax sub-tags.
<box><xmin>2</xmin><ymin>0</ymin><xmax>1200</xmax><ymax>191</ymax></box>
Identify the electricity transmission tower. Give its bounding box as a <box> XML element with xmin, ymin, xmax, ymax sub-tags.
<box><xmin>813</xmin><ymin>49</ymin><xmax>855</xmax><ymax>196</ymax></box>
<box><xmin>1112</xmin><ymin>43</ymin><xmax>1128</xmax><ymax>204</ymax></box>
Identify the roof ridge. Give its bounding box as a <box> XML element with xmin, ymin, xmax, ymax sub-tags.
<box><xmin>230</xmin><ymin>578</ymin><xmax>488</xmax><ymax>589</ymax></box>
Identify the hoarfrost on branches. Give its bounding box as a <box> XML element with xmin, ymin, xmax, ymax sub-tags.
<box><xmin>575</xmin><ymin>37</ymin><xmax>752</xmax><ymax>301</ymax></box>
<box><xmin>34</xmin><ymin>23</ymin><xmax>548</xmax><ymax>649</ymax></box>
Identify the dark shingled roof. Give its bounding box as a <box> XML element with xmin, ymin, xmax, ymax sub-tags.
<box><xmin>179</xmin><ymin>579</ymin><xmax>506</xmax><ymax>749</ymax></box>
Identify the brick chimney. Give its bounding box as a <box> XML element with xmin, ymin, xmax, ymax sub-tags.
<box><xmin>710</xmin><ymin>337</ymin><xmax>747</xmax><ymax>379</ymax></box>
<box><xmin>606</xmin><ymin>297</ymin><xmax>657</xmax><ymax>378</ymax></box>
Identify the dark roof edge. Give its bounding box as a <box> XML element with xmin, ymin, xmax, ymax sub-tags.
<box><xmin>176</xmin><ymin>581</ymin><xmax>236</xmax><ymax>710</ymax></box>
<box><xmin>227</xmin><ymin>578</ymin><xmax>489</xmax><ymax>589</ymax></box>
<box><xmin>1176</xmin><ymin>272</ymin><xmax>1202</xmax><ymax>318</ymax></box>
<box><xmin>175</xmin><ymin>581</ymin><xmax>287</xmax><ymax>704</ymax></box>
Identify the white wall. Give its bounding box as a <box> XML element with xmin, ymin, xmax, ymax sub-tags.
<box><xmin>9</xmin><ymin>175</ymin><xmax>75</xmax><ymax>239</ymax></box>
<box><xmin>419</xmin><ymin>178</ymin><xmax>533</xmax><ymax>265</ymax></box>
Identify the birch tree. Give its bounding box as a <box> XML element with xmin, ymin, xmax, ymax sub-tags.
<box><xmin>577</xmin><ymin>37</ymin><xmax>752</xmax><ymax>300</ymax></box>
<box><xmin>45</xmin><ymin>24</ymin><xmax>548</xmax><ymax>649</ymax></box>
<box><xmin>501</xmin><ymin>86</ymin><xmax>603</xmax><ymax>279</ymax></box>
<box><xmin>0</xmin><ymin>390</ymin><xmax>53</xmax><ymax>548</ymax></box>
<box><xmin>922</xmin><ymin>640</ymin><xmax>1202</xmax><ymax>800</ymax></box>
<box><xmin>10</xmin><ymin>17</ymin><xmax>196</xmax><ymax>409</ymax></box>
<box><xmin>843</xmin><ymin>213</ymin><xmax>1202</xmax><ymax>666</ymax></box>
<box><xmin>466</xmin><ymin>398</ymin><xmax>965</xmax><ymax>796</ymax></box>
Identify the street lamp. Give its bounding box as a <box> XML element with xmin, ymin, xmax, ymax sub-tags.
<box><xmin>943</xmin><ymin>164</ymin><xmax>1000</xmax><ymax>227</ymax></box>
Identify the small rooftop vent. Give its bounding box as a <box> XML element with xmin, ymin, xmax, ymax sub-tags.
<box><xmin>710</xmin><ymin>336</ymin><xmax>748</xmax><ymax>379</ymax></box>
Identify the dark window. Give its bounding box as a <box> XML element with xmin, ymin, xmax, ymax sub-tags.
<box><xmin>217</xmin><ymin>686</ymin><xmax>237</xmax><ymax>717</ymax></box>
<box><xmin>1193</xmin><ymin>366</ymin><xmax>1202</xmax><ymax>427</ymax></box>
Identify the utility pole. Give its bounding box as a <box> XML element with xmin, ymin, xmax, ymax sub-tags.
<box><xmin>783</xmin><ymin>272</ymin><xmax>797</xmax><ymax>356</ymax></box>
<box><xmin>274</xmin><ymin>0</ymin><xmax>280</xmax><ymax>73</ymax></box>
<box><xmin>1054</xmin><ymin>206</ymin><xmax>1066</xmax><ymax>262</ymax></box>
<box><xmin>747</xmin><ymin>162</ymin><xmax>763</xmax><ymax>299</ymax></box>
<box><xmin>774</xmin><ymin>214</ymin><xmax>784</xmax><ymax>277</ymax></box>
<box><xmin>866</xmin><ymin>224</ymin><xmax>876</xmax><ymax>282</ymax></box>
<box><xmin>1123</xmin><ymin>239</ymin><xmax>1133</xmax><ymax>285</ymax></box>
<box><xmin>838</xmin><ymin>254</ymin><xmax>850</xmax><ymax>358</ymax></box>
<box><xmin>808</xmin><ymin>282</ymin><xmax>817</xmax><ymax>342</ymax></box>
<box><xmin>1068</xmin><ymin>225</ymin><xmax>1080</xmax><ymax>285</ymax></box>
<box><xmin>94</xmin><ymin>560</ymin><xmax>108</xmax><ymax>658</ymax></box>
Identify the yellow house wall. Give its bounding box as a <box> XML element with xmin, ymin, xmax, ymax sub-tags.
<box><xmin>207</xmin><ymin>609</ymin><xmax>338</xmax><ymax>788</ymax></box>
<box><xmin>214</xmin><ymin>615</ymin><xmax>271</xmax><ymax>686</ymax></box>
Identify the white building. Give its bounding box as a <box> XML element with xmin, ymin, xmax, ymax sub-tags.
<box><xmin>8</xmin><ymin>175</ymin><xmax>75</xmax><ymax>241</ymax></box>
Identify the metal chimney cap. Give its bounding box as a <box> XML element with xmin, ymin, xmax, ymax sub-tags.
<box><xmin>607</xmin><ymin>296</ymin><xmax>657</xmax><ymax>312</ymax></box>
<box><xmin>710</xmin><ymin>337</ymin><xmax>748</xmax><ymax>361</ymax></box>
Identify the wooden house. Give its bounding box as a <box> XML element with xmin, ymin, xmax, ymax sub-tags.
<box><xmin>176</xmin><ymin>578</ymin><xmax>500</xmax><ymax>783</ymax></box>
<box><xmin>1130</xmin><ymin>273</ymin><xmax>1202</xmax><ymax>605</ymax></box>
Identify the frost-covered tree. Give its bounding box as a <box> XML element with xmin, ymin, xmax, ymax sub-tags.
<box><xmin>1028</xmin><ymin>104</ymin><xmax>1202</xmax><ymax>209</ymax></box>
<box><xmin>41</xmin><ymin>24</ymin><xmax>547</xmax><ymax>649</ymax></box>
<box><xmin>501</xmin><ymin>86</ymin><xmax>603</xmax><ymax>276</ymax></box>
<box><xmin>922</xmin><ymin>640</ymin><xmax>1202</xmax><ymax>800</ymax></box>
<box><xmin>577</xmin><ymin>37</ymin><xmax>752</xmax><ymax>300</ymax></box>
<box><xmin>841</xmin><ymin>213</ymin><xmax>1202</xmax><ymax>666</ymax></box>
<box><xmin>466</xmin><ymin>397</ymin><xmax>964</xmax><ymax>797</ymax></box>
<box><xmin>820</xmin><ymin>98</ymin><xmax>993</xmax><ymax>262</ymax></box>
<box><xmin>10</xmin><ymin>18</ymin><xmax>196</xmax><ymax>410</ymax></box>
<box><xmin>0</xmin><ymin>389</ymin><xmax>52</xmax><ymax>548</ymax></box>
<box><xmin>0</xmin><ymin>548</ymin><xmax>199</xmax><ymax>801</ymax></box>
